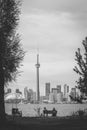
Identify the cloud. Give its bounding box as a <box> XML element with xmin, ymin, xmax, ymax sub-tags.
<box><xmin>21</xmin><ymin>0</ymin><xmax>87</xmax><ymax>30</ymax></box>
<box><xmin>22</xmin><ymin>0</ymin><xmax>87</xmax><ymax>13</ymax></box>
<box><xmin>19</xmin><ymin>10</ymin><xmax>81</xmax><ymax>53</ymax></box>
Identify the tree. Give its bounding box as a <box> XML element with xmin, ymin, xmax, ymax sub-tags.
<box><xmin>73</xmin><ymin>37</ymin><xmax>87</xmax><ymax>99</ymax></box>
<box><xmin>0</xmin><ymin>0</ymin><xmax>24</xmax><ymax>121</ymax></box>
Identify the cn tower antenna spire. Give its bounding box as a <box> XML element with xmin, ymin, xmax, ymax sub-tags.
<box><xmin>35</xmin><ymin>50</ymin><xmax>40</xmax><ymax>102</ymax></box>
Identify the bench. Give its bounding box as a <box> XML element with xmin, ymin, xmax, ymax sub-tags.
<box><xmin>12</xmin><ymin>108</ymin><xmax>22</xmax><ymax>117</ymax></box>
<box><xmin>43</xmin><ymin>108</ymin><xmax>57</xmax><ymax>117</ymax></box>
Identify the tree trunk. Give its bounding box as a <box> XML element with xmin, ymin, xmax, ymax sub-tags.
<box><xmin>0</xmin><ymin>64</ymin><xmax>5</xmax><ymax>123</ymax></box>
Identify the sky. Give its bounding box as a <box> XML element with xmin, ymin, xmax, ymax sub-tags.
<box><xmin>8</xmin><ymin>0</ymin><xmax>87</xmax><ymax>96</ymax></box>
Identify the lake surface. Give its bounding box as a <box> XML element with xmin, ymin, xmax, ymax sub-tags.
<box><xmin>5</xmin><ymin>103</ymin><xmax>87</xmax><ymax>117</ymax></box>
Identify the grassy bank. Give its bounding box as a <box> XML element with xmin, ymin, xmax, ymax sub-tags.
<box><xmin>0</xmin><ymin>115</ymin><xmax>87</xmax><ymax>130</ymax></box>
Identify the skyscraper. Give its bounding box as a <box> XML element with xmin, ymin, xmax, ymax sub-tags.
<box><xmin>57</xmin><ymin>92</ymin><xmax>63</xmax><ymax>103</ymax></box>
<box><xmin>64</xmin><ymin>84</ymin><xmax>69</xmax><ymax>99</ymax></box>
<box><xmin>49</xmin><ymin>92</ymin><xmax>54</xmax><ymax>102</ymax></box>
<box><xmin>70</xmin><ymin>88</ymin><xmax>76</xmax><ymax>99</ymax></box>
<box><xmin>35</xmin><ymin>54</ymin><xmax>40</xmax><ymax>102</ymax></box>
<box><xmin>45</xmin><ymin>83</ymin><xmax>50</xmax><ymax>97</ymax></box>
<box><xmin>16</xmin><ymin>89</ymin><xmax>22</xmax><ymax>94</ymax></box>
<box><xmin>7</xmin><ymin>88</ymin><xmax>11</xmax><ymax>93</ymax></box>
<box><xmin>24</xmin><ymin>87</ymin><xmax>29</xmax><ymax>100</ymax></box>
<box><xmin>27</xmin><ymin>89</ymin><xmax>36</xmax><ymax>102</ymax></box>
<box><xmin>52</xmin><ymin>88</ymin><xmax>58</xmax><ymax>102</ymax></box>
<box><xmin>57</xmin><ymin>85</ymin><xmax>61</xmax><ymax>93</ymax></box>
<box><xmin>5</xmin><ymin>88</ymin><xmax>11</xmax><ymax>95</ymax></box>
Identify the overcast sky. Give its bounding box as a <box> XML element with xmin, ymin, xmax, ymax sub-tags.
<box><xmin>8</xmin><ymin>0</ymin><xmax>87</xmax><ymax>95</ymax></box>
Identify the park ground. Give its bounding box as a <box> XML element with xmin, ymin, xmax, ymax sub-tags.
<box><xmin>0</xmin><ymin>116</ymin><xmax>87</xmax><ymax>130</ymax></box>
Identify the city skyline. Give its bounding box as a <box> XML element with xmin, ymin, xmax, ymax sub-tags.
<box><xmin>8</xmin><ymin>0</ymin><xmax>87</xmax><ymax>96</ymax></box>
<box><xmin>6</xmin><ymin>83</ymin><xmax>79</xmax><ymax>104</ymax></box>
<box><xmin>5</xmin><ymin>83</ymin><xmax>71</xmax><ymax>102</ymax></box>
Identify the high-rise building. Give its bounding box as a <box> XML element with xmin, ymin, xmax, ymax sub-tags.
<box><xmin>29</xmin><ymin>89</ymin><xmax>33</xmax><ymax>101</ymax></box>
<box><xmin>57</xmin><ymin>85</ymin><xmax>61</xmax><ymax>93</ymax></box>
<box><xmin>70</xmin><ymin>88</ymin><xmax>76</xmax><ymax>99</ymax></box>
<box><xmin>7</xmin><ymin>88</ymin><xmax>11</xmax><ymax>93</ymax></box>
<box><xmin>52</xmin><ymin>88</ymin><xmax>58</xmax><ymax>93</ymax></box>
<box><xmin>5</xmin><ymin>88</ymin><xmax>11</xmax><ymax>95</ymax></box>
<box><xmin>67</xmin><ymin>86</ymin><xmax>69</xmax><ymax>93</ymax></box>
<box><xmin>57</xmin><ymin>92</ymin><xmax>63</xmax><ymax>103</ymax></box>
<box><xmin>32</xmin><ymin>92</ymin><xmax>36</xmax><ymax>102</ymax></box>
<box><xmin>27</xmin><ymin>89</ymin><xmax>36</xmax><ymax>102</ymax></box>
<box><xmin>24</xmin><ymin>87</ymin><xmax>29</xmax><ymax>100</ymax></box>
<box><xmin>16</xmin><ymin>89</ymin><xmax>19</xmax><ymax>93</ymax></box>
<box><xmin>45</xmin><ymin>83</ymin><xmax>50</xmax><ymax>97</ymax></box>
<box><xmin>16</xmin><ymin>89</ymin><xmax>22</xmax><ymax>94</ymax></box>
<box><xmin>52</xmin><ymin>88</ymin><xmax>58</xmax><ymax>102</ymax></box>
<box><xmin>49</xmin><ymin>92</ymin><xmax>54</xmax><ymax>103</ymax></box>
<box><xmin>64</xmin><ymin>84</ymin><xmax>69</xmax><ymax>98</ymax></box>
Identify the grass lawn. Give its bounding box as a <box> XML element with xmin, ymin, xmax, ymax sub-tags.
<box><xmin>0</xmin><ymin>115</ymin><xmax>87</xmax><ymax>130</ymax></box>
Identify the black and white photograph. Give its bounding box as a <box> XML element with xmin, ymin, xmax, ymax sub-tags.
<box><xmin>0</xmin><ymin>0</ymin><xmax>87</xmax><ymax>130</ymax></box>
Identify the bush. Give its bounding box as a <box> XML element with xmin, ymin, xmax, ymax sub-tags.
<box><xmin>70</xmin><ymin>109</ymin><xmax>87</xmax><ymax>119</ymax></box>
<box><xmin>77</xmin><ymin>110</ymin><xmax>84</xmax><ymax>118</ymax></box>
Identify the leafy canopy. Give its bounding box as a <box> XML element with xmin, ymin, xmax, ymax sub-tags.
<box><xmin>0</xmin><ymin>0</ymin><xmax>24</xmax><ymax>85</ymax></box>
<box><xmin>74</xmin><ymin>37</ymin><xmax>87</xmax><ymax>95</ymax></box>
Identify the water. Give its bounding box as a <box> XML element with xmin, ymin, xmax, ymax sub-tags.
<box><xmin>5</xmin><ymin>103</ymin><xmax>87</xmax><ymax>117</ymax></box>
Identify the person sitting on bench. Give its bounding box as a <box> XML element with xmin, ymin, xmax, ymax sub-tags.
<box><xmin>43</xmin><ymin>107</ymin><xmax>57</xmax><ymax>117</ymax></box>
<box><xmin>43</xmin><ymin>107</ymin><xmax>47</xmax><ymax>117</ymax></box>
<box><xmin>12</xmin><ymin>108</ymin><xmax>22</xmax><ymax>117</ymax></box>
<box><xmin>52</xmin><ymin>108</ymin><xmax>57</xmax><ymax>117</ymax></box>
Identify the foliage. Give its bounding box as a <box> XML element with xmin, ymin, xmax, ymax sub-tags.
<box><xmin>34</xmin><ymin>107</ymin><xmax>41</xmax><ymax>117</ymax></box>
<box><xmin>69</xmin><ymin>95</ymin><xmax>82</xmax><ymax>103</ymax></box>
<box><xmin>73</xmin><ymin>37</ymin><xmax>87</xmax><ymax>96</ymax></box>
<box><xmin>0</xmin><ymin>0</ymin><xmax>24</xmax><ymax>85</ymax></box>
<box><xmin>0</xmin><ymin>0</ymin><xmax>24</xmax><ymax>121</ymax></box>
<box><xmin>70</xmin><ymin>109</ymin><xmax>87</xmax><ymax>119</ymax></box>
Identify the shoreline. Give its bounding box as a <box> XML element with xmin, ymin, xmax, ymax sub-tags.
<box><xmin>5</xmin><ymin>103</ymin><xmax>87</xmax><ymax>117</ymax></box>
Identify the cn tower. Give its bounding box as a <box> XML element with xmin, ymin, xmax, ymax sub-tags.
<box><xmin>35</xmin><ymin>54</ymin><xmax>40</xmax><ymax>102</ymax></box>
